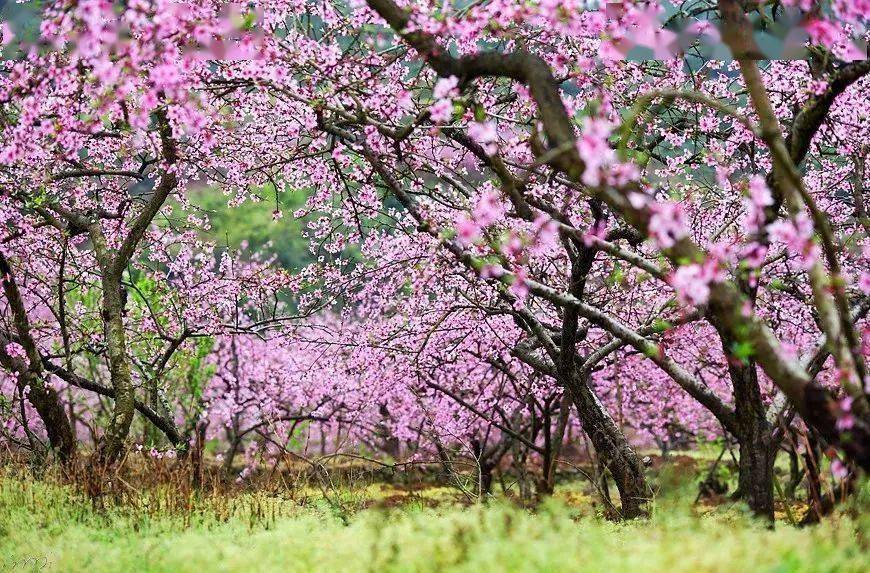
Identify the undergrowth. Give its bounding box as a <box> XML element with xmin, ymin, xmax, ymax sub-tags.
<box><xmin>0</xmin><ymin>463</ymin><xmax>867</xmax><ymax>573</ymax></box>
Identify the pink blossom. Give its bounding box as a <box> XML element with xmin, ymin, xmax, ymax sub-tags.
<box><xmin>670</xmin><ymin>264</ymin><xmax>710</xmax><ymax>306</ymax></box>
<box><xmin>628</xmin><ymin>192</ymin><xmax>649</xmax><ymax>209</ymax></box>
<box><xmin>479</xmin><ymin>264</ymin><xmax>504</xmax><ymax>279</ymax></box>
<box><xmin>804</xmin><ymin>18</ymin><xmax>842</xmax><ymax>48</ymax></box>
<box><xmin>598</xmin><ymin>39</ymin><xmax>624</xmax><ymax>63</ymax></box>
<box><xmin>830</xmin><ymin>459</ymin><xmax>849</xmax><ymax>480</ymax></box>
<box><xmin>472</xmin><ymin>191</ymin><xmax>505</xmax><ymax>226</ymax></box>
<box><xmin>648</xmin><ymin>201</ymin><xmax>688</xmax><ymax>249</ymax></box>
<box><xmin>836</xmin><ymin>412</ymin><xmax>855</xmax><ymax>431</ymax></box>
<box><xmin>1</xmin><ymin>22</ymin><xmax>14</xmax><ymax>47</ymax></box>
<box><xmin>621</xmin><ymin>4</ymin><xmax>679</xmax><ymax>59</ymax></box>
<box><xmin>509</xmin><ymin>266</ymin><xmax>530</xmax><ymax>306</ymax></box>
<box><xmin>582</xmin><ymin>220</ymin><xmax>608</xmax><ymax>247</ymax></box>
<box><xmin>531</xmin><ymin>215</ymin><xmax>559</xmax><ymax>254</ymax></box>
<box><xmin>468</xmin><ymin>121</ymin><xmax>498</xmax><ymax>155</ymax></box>
<box><xmin>607</xmin><ymin>163</ymin><xmax>640</xmax><ymax>186</ymax></box>
<box><xmin>502</xmin><ymin>232</ymin><xmax>524</xmax><ymax>259</ymax></box>
<box><xmin>807</xmin><ymin>80</ymin><xmax>828</xmax><ymax>96</ymax></box>
<box><xmin>836</xmin><ymin>395</ymin><xmax>855</xmax><ymax>430</ymax></box>
<box><xmin>741</xmin><ymin>243</ymin><xmax>768</xmax><ymax>269</ymax></box>
<box><xmin>3</xmin><ymin>343</ymin><xmax>27</xmax><ymax>365</ymax></box>
<box><xmin>748</xmin><ymin>176</ymin><xmax>773</xmax><ymax>208</ymax></box>
<box><xmin>782</xmin><ymin>0</ymin><xmax>814</xmax><ymax>10</ymax></box>
<box><xmin>433</xmin><ymin>76</ymin><xmax>459</xmax><ymax>99</ymax></box>
<box><xmin>769</xmin><ymin>213</ymin><xmax>818</xmax><ymax>268</ymax></box>
<box><xmin>743</xmin><ymin>176</ymin><xmax>773</xmax><ymax>233</ymax></box>
<box><xmin>686</xmin><ymin>20</ymin><xmax>720</xmax><ymax>42</ymax></box>
<box><xmin>698</xmin><ymin>114</ymin><xmax>719</xmax><ymax>132</ymax></box>
<box><xmin>576</xmin><ymin>118</ymin><xmax>615</xmax><ymax>187</ymax></box>
<box><xmin>456</xmin><ymin>215</ymin><xmax>480</xmax><ymax>246</ymax></box>
<box><xmin>671</xmin><ymin>254</ymin><xmax>725</xmax><ymax>307</ymax></box>
<box><xmin>429</xmin><ymin>98</ymin><xmax>453</xmax><ymax>123</ymax></box>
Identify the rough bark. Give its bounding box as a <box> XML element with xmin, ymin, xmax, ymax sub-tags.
<box><xmin>89</xmin><ymin>224</ymin><xmax>136</xmax><ymax>463</ymax></box>
<box><xmin>557</xmin><ymin>243</ymin><xmax>649</xmax><ymax>518</ymax></box>
<box><xmin>736</xmin><ymin>423</ymin><xmax>775</xmax><ymax>520</ymax></box>
<box><xmin>539</xmin><ymin>392</ymin><xmax>571</xmax><ymax>495</ymax></box>
<box><xmin>717</xmin><ymin>324</ymin><xmax>776</xmax><ymax>520</ymax></box>
<box><xmin>0</xmin><ymin>345</ymin><xmax>76</xmax><ymax>464</ymax></box>
<box><xmin>190</xmin><ymin>419</ymin><xmax>207</xmax><ymax>488</ymax></box>
<box><xmin>0</xmin><ymin>253</ymin><xmax>76</xmax><ymax>464</ymax></box>
<box><xmin>565</xmin><ymin>372</ymin><xmax>649</xmax><ymax>518</ymax></box>
<box><xmin>70</xmin><ymin>110</ymin><xmax>178</xmax><ymax>465</ymax></box>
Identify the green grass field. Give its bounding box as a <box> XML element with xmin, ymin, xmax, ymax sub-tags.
<box><xmin>0</xmin><ymin>467</ymin><xmax>867</xmax><ymax>573</ymax></box>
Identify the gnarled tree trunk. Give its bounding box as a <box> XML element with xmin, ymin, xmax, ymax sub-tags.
<box><xmin>0</xmin><ymin>253</ymin><xmax>76</xmax><ymax>464</ymax></box>
<box><xmin>721</xmin><ymin>330</ymin><xmax>776</xmax><ymax>520</ymax></box>
<box><xmin>735</xmin><ymin>426</ymin><xmax>775</xmax><ymax>520</ymax></box>
<box><xmin>89</xmin><ymin>225</ymin><xmax>135</xmax><ymax>464</ymax></box>
<box><xmin>566</xmin><ymin>371</ymin><xmax>649</xmax><ymax>518</ymax></box>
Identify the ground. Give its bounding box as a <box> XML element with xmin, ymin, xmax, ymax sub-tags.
<box><xmin>0</xmin><ymin>458</ymin><xmax>867</xmax><ymax>572</ymax></box>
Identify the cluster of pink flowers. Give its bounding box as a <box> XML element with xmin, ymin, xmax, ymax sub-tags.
<box><xmin>670</xmin><ymin>262</ymin><xmax>719</xmax><ymax>307</ymax></box>
<box><xmin>3</xmin><ymin>343</ymin><xmax>26</xmax><ymax>364</ymax></box>
<box><xmin>646</xmin><ymin>201</ymin><xmax>688</xmax><ymax>250</ymax></box>
<box><xmin>430</xmin><ymin>76</ymin><xmax>459</xmax><ymax>123</ymax></box>
<box><xmin>768</xmin><ymin>213</ymin><xmax>820</xmax><ymax>270</ymax></box>
<box><xmin>468</xmin><ymin>121</ymin><xmax>499</xmax><ymax>155</ymax></box>
<box><xmin>456</xmin><ymin>190</ymin><xmax>507</xmax><ymax>246</ymax></box>
<box><xmin>577</xmin><ymin>118</ymin><xmax>616</xmax><ymax>186</ymax></box>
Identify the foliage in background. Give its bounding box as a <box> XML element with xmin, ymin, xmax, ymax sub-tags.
<box><xmin>187</xmin><ymin>185</ymin><xmax>314</xmax><ymax>272</ymax></box>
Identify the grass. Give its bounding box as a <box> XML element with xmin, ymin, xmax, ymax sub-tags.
<box><xmin>0</xmin><ymin>466</ymin><xmax>867</xmax><ymax>573</ymax></box>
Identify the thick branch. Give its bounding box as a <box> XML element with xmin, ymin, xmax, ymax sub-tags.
<box><xmin>41</xmin><ymin>358</ymin><xmax>181</xmax><ymax>446</ymax></box>
<box><xmin>111</xmin><ymin>109</ymin><xmax>178</xmax><ymax>276</ymax></box>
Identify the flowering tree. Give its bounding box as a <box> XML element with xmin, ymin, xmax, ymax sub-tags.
<box><xmin>0</xmin><ymin>0</ymin><xmax>294</xmax><ymax>463</ymax></box>
<box><xmin>1</xmin><ymin>0</ymin><xmax>867</xmax><ymax>522</ymax></box>
<box><xmin>192</xmin><ymin>0</ymin><xmax>866</xmax><ymax>518</ymax></box>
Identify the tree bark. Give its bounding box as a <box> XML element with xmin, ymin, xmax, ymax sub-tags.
<box><xmin>89</xmin><ymin>224</ymin><xmax>135</xmax><ymax>464</ymax></box>
<box><xmin>736</xmin><ymin>426</ymin><xmax>775</xmax><ymax>520</ymax></box>
<box><xmin>190</xmin><ymin>419</ymin><xmax>207</xmax><ymax>488</ymax></box>
<box><xmin>565</xmin><ymin>372</ymin><xmax>649</xmax><ymax>518</ymax></box>
<box><xmin>719</xmin><ymin>326</ymin><xmax>776</xmax><ymax>520</ymax></box>
<box><xmin>540</xmin><ymin>391</ymin><xmax>571</xmax><ymax>495</ymax></box>
<box><xmin>0</xmin><ymin>253</ymin><xmax>76</xmax><ymax>464</ymax></box>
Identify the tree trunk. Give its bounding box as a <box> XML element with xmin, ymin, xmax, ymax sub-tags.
<box><xmin>736</xmin><ymin>427</ymin><xmax>775</xmax><ymax>520</ymax></box>
<box><xmin>0</xmin><ymin>346</ymin><xmax>76</xmax><ymax>464</ymax></box>
<box><xmin>27</xmin><ymin>380</ymin><xmax>77</xmax><ymax>464</ymax></box>
<box><xmin>222</xmin><ymin>423</ymin><xmax>242</xmax><ymax>476</ymax></box>
<box><xmin>479</xmin><ymin>462</ymin><xmax>494</xmax><ymax>496</ymax></box>
<box><xmin>190</xmin><ymin>419</ymin><xmax>207</xmax><ymax>488</ymax></box>
<box><xmin>89</xmin><ymin>226</ymin><xmax>135</xmax><ymax>464</ymax></box>
<box><xmin>785</xmin><ymin>442</ymin><xmax>803</xmax><ymax>499</ymax></box>
<box><xmin>566</xmin><ymin>372</ymin><xmax>649</xmax><ymax>518</ymax></box>
<box><xmin>721</xmin><ymin>328</ymin><xmax>776</xmax><ymax>521</ymax></box>
<box><xmin>0</xmin><ymin>254</ymin><xmax>76</xmax><ymax>465</ymax></box>
<box><xmin>98</xmin><ymin>279</ymin><xmax>135</xmax><ymax>463</ymax></box>
<box><xmin>539</xmin><ymin>391</ymin><xmax>572</xmax><ymax>495</ymax></box>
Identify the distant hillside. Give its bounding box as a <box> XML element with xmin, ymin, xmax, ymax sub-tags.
<box><xmin>188</xmin><ymin>186</ymin><xmax>314</xmax><ymax>272</ymax></box>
